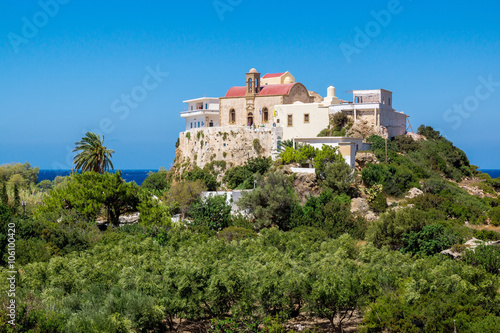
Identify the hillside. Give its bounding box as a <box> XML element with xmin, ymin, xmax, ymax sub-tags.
<box><xmin>0</xmin><ymin>125</ymin><xmax>499</xmax><ymax>332</ymax></box>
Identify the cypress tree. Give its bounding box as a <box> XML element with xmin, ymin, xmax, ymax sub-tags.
<box><xmin>13</xmin><ymin>183</ymin><xmax>20</xmax><ymax>209</ymax></box>
<box><xmin>0</xmin><ymin>183</ymin><xmax>8</xmax><ymax>206</ymax></box>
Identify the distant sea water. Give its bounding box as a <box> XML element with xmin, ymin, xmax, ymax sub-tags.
<box><xmin>38</xmin><ymin>170</ymin><xmax>156</xmax><ymax>186</ymax></box>
<box><xmin>480</xmin><ymin>169</ymin><xmax>500</xmax><ymax>179</ymax></box>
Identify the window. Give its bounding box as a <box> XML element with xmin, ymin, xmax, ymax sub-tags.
<box><xmin>230</xmin><ymin>109</ymin><xmax>236</xmax><ymax>124</ymax></box>
<box><xmin>304</xmin><ymin>113</ymin><xmax>310</xmax><ymax>123</ymax></box>
<box><xmin>198</xmin><ymin>121</ymin><xmax>200</xmax><ymax>127</ymax></box>
<box><xmin>205</xmin><ymin>103</ymin><xmax>208</xmax><ymax>109</ymax></box>
<box><xmin>190</xmin><ymin>122</ymin><xmax>193</xmax><ymax>128</ymax></box>
<box><xmin>209</xmin><ymin>120</ymin><xmax>214</xmax><ymax>127</ymax></box>
<box><xmin>263</xmin><ymin>108</ymin><xmax>269</xmax><ymax>122</ymax></box>
<box><xmin>248</xmin><ymin>78</ymin><xmax>253</xmax><ymax>93</ymax></box>
<box><xmin>201</xmin><ymin>121</ymin><xmax>204</xmax><ymax>127</ymax></box>
<box><xmin>287</xmin><ymin>115</ymin><xmax>293</xmax><ymax>127</ymax></box>
<box><xmin>191</xmin><ymin>106</ymin><xmax>193</xmax><ymax>110</ymax></box>
<box><xmin>277</xmin><ymin>119</ymin><xmax>280</xmax><ymax>124</ymax></box>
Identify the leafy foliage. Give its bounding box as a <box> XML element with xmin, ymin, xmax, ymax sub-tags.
<box><xmin>237</xmin><ymin>171</ymin><xmax>298</xmax><ymax>230</ymax></box>
<box><xmin>141</xmin><ymin>170</ymin><xmax>170</xmax><ymax>193</ymax></box>
<box><xmin>463</xmin><ymin>245</ymin><xmax>500</xmax><ymax>274</ymax></box>
<box><xmin>222</xmin><ymin>157</ymin><xmax>271</xmax><ymax>190</ymax></box>
<box><xmin>191</xmin><ymin>195</ymin><xmax>232</xmax><ymax>231</ymax></box>
<box><xmin>72</xmin><ymin>132</ymin><xmax>114</xmax><ymax>173</ymax></box>
<box><xmin>35</xmin><ymin>172</ymin><xmax>140</xmax><ymax>226</ymax></box>
<box><xmin>184</xmin><ymin>166</ymin><xmax>218</xmax><ymax>191</ymax></box>
<box><xmin>322</xmin><ymin>159</ymin><xmax>354</xmax><ymax>195</ymax></box>
<box><xmin>401</xmin><ymin>224</ymin><xmax>462</xmax><ymax>256</ymax></box>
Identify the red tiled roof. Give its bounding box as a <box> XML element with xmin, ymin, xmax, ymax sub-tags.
<box><xmin>224</xmin><ymin>83</ymin><xmax>295</xmax><ymax>97</ymax></box>
<box><xmin>262</xmin><ymin>72</ymin><xmax>286</xmax><ymax>78</ymax></box>
<box><xmin>259</xmin><ymin>83</ymin><xmax>295</xmax><ymax>96</ymax></box>
<box><xmin>225</xmin><ymin>86</ymin><xmax>247</xmax><ymax>97</ymax></box>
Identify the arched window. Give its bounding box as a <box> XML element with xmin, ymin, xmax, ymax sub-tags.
<box><xmin>248</xmin><ymin>78</ymin><xmax>253</xmax><ymax>93</ymax></box>
<box><xmin>230</xmin><ymin>109</ymin><xmax>236</xmax><ymax>124</ymax></box>
<box><xmin>263</xmin><ymin>108</ymin><xmax>269</xmax><ymax>122</ymax></box>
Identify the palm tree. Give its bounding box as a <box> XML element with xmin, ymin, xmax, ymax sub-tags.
<box><xmin>73</xmin><ymin>132</ymin><xmax>115</xmax><ymax>174</ymax></box>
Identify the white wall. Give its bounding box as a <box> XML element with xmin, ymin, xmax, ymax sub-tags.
<box><xmin>275</xmin><ymin>103</ymin><xmax>330</xmax><ymax>141</ymax></box>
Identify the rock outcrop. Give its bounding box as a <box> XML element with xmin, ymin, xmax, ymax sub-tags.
<box><xmin>292</xmin><ymin>172</ymin><xmax>320</xmax><ymax>203</ymax></box>
<box><xmin>355</xmin><ymin>152</ymin><xmax>379</xmax><ymax>171</ymax></box>
<box><xmin>346</xmin><ymin>119</ymin><xmax>388</xmax><ymax>139</ymax></box>
<box><xmin>405</xmin><ymin>187</ymin><xmax>423</xmax><ymax>200</ymax></box>
<box><xmin>441</xmin><ymin>238</ymin><xmax>500</xmax><ymax>258</ymax></box>
<box><xmin>351</xmin><ymin>198</ymin><xmax>378</xmax><ymax>221</ymax></box>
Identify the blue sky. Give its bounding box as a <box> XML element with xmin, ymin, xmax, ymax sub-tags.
<box><xmin>1</xmin><ymin>0</ymin><xmax>499</xmax><ymax>170</ymax></box>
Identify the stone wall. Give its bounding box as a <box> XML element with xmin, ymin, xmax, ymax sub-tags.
<box><xmin>176</xmin><ymin>126</ymin><xmax>279</xmax><ymax>169</ymax></box>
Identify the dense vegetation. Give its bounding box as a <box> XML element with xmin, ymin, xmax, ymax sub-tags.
<box><xmin>1</xmin><ymin>126</ymin><xmax>500</xmax><ymax>332</ymax></box>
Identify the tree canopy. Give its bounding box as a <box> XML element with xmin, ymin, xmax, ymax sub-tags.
<box><xmin>73</xmin><ymin>132</ymin><xmax>114</xmax><ymax>174</ymax></box>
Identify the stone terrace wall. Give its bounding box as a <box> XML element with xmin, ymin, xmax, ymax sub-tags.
<box><xmin>176</xmin><ymin>126</ymin><xmax>279</xmax><ymax>169</ymax></box>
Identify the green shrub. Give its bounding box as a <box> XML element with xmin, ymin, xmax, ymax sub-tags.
<box><xmin>191</xmin><ymin>195</ymin><xmax>232</xmax><ymax>231</ymax></box>
<box><xmin>184</xmin><ymin>166</ymin><xmax>218</xmax><ymax>191</ymax></box>
<box><xmin>474</xmin><ymin>229</ymin><xmax>500</xmax><ymax>241</ymax></box>
<box><xmin>370</xmin><ymin>191</ymin><xmax>387</xmax><ymax>213</ymax></box>
<box><xmin>393</xmin><ymin>135</ymin><xmax>420</xmax><ymax>153</ymax></box>
<box><xmin>322</xmin><ymin>160</ymin><xmax>354</xmax><ymax>195</ymax></box>
<box><xmin>141</xmin><ymin>171</ymin><xmax>170</xmax><ymax>193</ymax></box>
<box><xmin>367</xmin><ymin>207</ymin><xmax>431</xmax><ymax>250</ymax></box>
<box><xmin>401</xmin><ymin>224</ymin><xmax>462</xmax><ymax>256</ymax></box>
<box><xmin>488</xmin><ymin>207</ymin><xmax>500</xmax><ymax>226</ymax></box>
<box><xmin>219</xmin><ymin>226</ymin><xmax>256</xmax><ymax>242</ymax></box>
<box><xmin>417</xmin><ymin>125</ymin><xmax>442</xmax><ymax>140</ymax></box>
<box><xmin>332</xmin><ymin>112</ymin><xmax>349</xmax><ymax>131</ymax></box>
<box><xmin>463</xmin><ymin>245</ymin><xmax>500</xmax><ymax>274</ymax></box>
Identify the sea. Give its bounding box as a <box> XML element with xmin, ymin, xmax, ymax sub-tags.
<box><xmin>480</xmin><ymin>169</ymin><xmax>500</xmax><ymax>179</ymax></box>
<box><xmin>36</xmin><ymin>169</ymin><xmax>500</xmax><ymax>186</ymax></box>
<box><xmin>38</xmin><ymin>170</ymin><xmax>156</xmax><ymax>186</ymax></box>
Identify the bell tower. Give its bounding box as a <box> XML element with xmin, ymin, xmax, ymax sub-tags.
<box><xmin>246</xmin><ymin>68</ymin><xmax>261</xmax><ymax>97</ymax></box>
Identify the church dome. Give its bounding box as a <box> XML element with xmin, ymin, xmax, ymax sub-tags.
<box><xmin>249</xmin><ymin>68</ymin><xmax>258</xmax><ymax>73</ymax></box>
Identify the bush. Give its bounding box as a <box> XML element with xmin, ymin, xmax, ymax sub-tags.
<box><xmin>371</xmin><ymin>191</ymin><xmax>387</xmax><ymax>213</ymax></box>
<box><xmin>474</xmin><ymin>229</ymin><xmax>500</xmax><ymax>241</ymax></box>
<box><xmin>237</xmin><ymin>171</ymin><xmax>298</xmax><ymax>231</ymax></box>
<box><xmin>463</xmin><ymin>245</ymin><xmax>500</xmax><ymax>274</ymax></box>
<box><xmin>367</xmin><ymin>207</ymin><xmax>430</xmax><ymax>250</ymax></box>
<box><xmin>488</xmin><ymin>207</ymin><xmax>500</xmax><ymax>226</ymax></box>
<box><xmin>184</xmin><ymin>166</ymin><xmax>218</xmax><ymax>191</ymax></box>
<box><xmin>417</xmin><ymin>125</ymin><xmax>442</xmax><ymax>140</ymax></box>
<box><xmin>141</xmin><ymin>171</ymin><xmax>170</xmax><ymax>193</ymax></box>
<box><xmin>191</xmin><ymin>195</ymin><xmax>232</xmax><ymax>231</ymax></box>
<box><xmin>219</xmin><ymin>226</ymin><xmax>256</xmax><ymax>242</ymax></box>
<box><xmin>223</xmin><ymin>166</ymin><xmax>254</xmax><ymax>190</ymax></box>
<box><xmin>332</xmin><ymin>112</ymin><xmax>349</xmax><ymax>131</ymax></box>
<box><xmin>393</xmin><ymin>135</ymin><xmax>420</xmax><ymax>153</ymax></box>
<box><xmin>322</xmin><ymin>160</ymin><xmax>354</xmax><ymax>195</ymax></box>
<box><xmin>401</xmin><ymin>224</ymin><xmax>462</xmax><ymax>256</ymax></box>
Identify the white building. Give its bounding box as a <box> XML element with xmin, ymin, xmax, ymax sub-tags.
<box><xmin>180</xmin><ymin>97</ymin><xmax>220</xmax><ymax>131</ymax></box>
<box><xmin>329</xmin><ymin>89</ymin><xmax>407</xmax><ymax>138</ymax></box>
<box><xmin>274</xmin><ymin>86</ymin><xmax>341</xmax><ymax>141</ymax></box>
